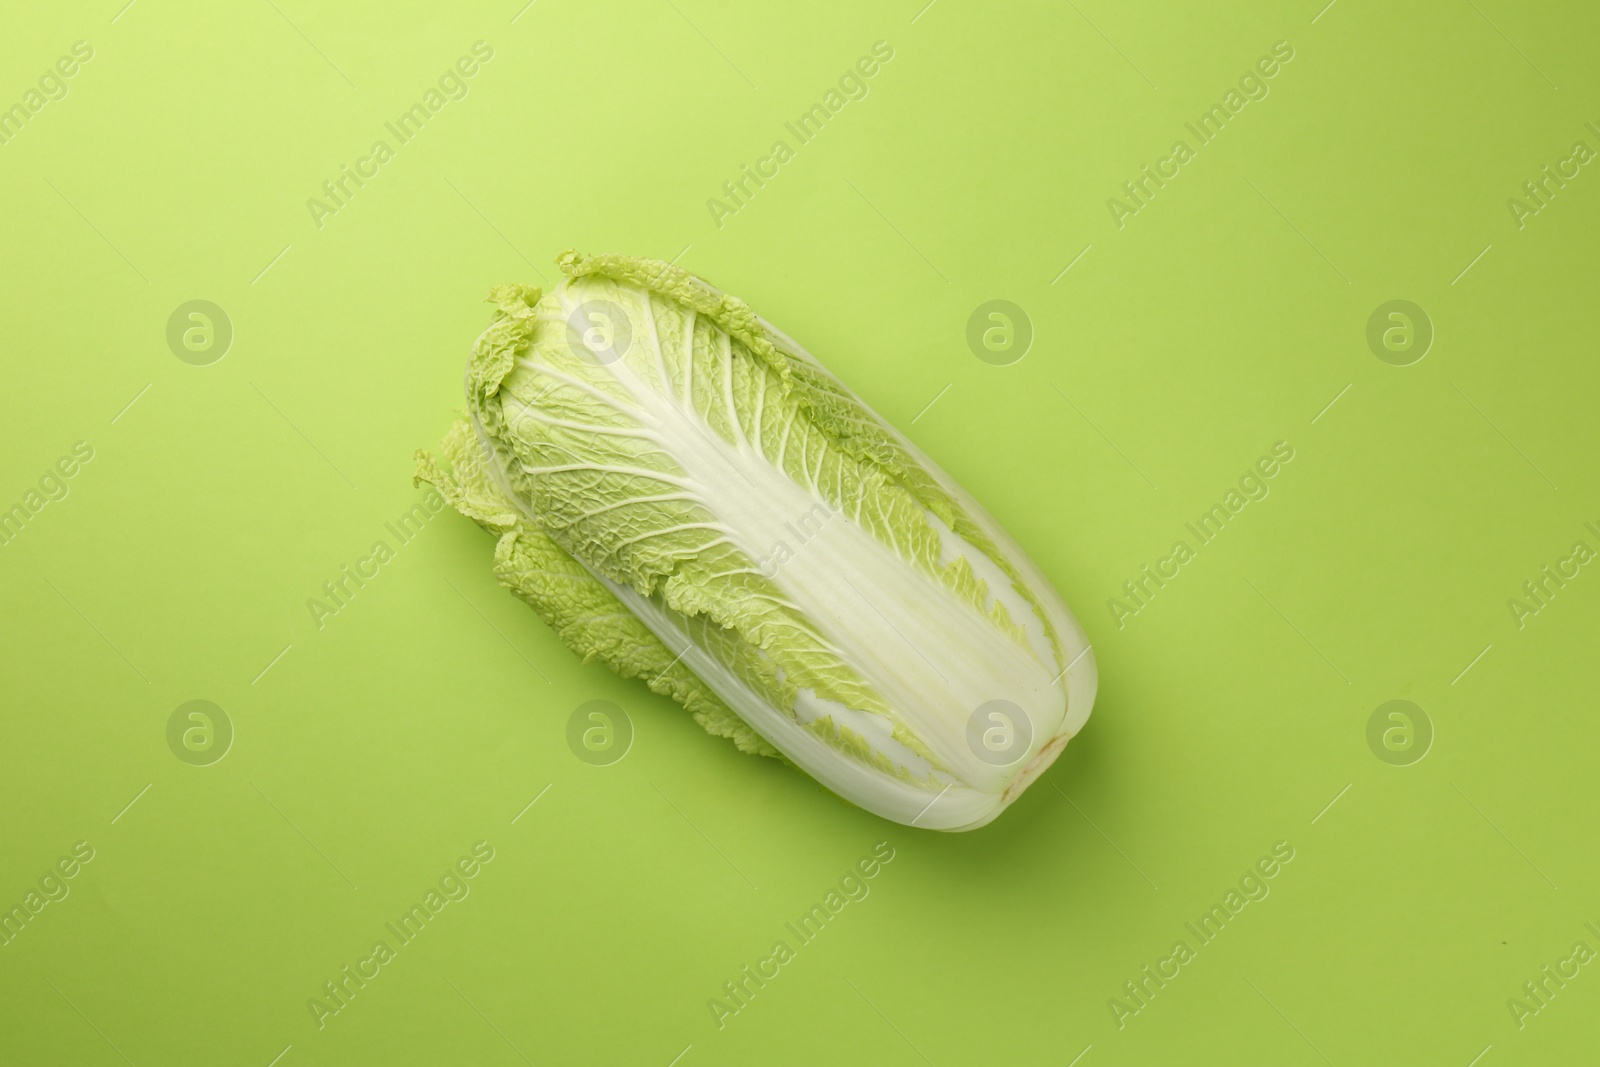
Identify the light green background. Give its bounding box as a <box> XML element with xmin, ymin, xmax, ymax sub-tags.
<box><xmin>3</xmin><ymin>0</ymin><xmax>1598</xmax><ymax>1063</ymax></box>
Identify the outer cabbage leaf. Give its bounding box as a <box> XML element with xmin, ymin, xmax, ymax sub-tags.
<box><xmin>415</xmin><ymin>418</ymin><xmax>777</xmax><ymax>758</ymax></box>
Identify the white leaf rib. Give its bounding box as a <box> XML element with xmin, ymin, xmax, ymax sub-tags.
<box><xmin>513</xmin><ymin>358</ymin><xmax>642</xmax><ymax>417</ymax></box>
<box><xmin>598</xmin><ymin>521</ymin><xmax>734</xmax><ymax>557</ymax></box>
<box><xmin>745</xmin><ymin>590</ymin><xmax>806</xmax><ymax>613</ymax></box>
<box><xmin>804</xmin><ymin>434</ymin><xmax>826</xmax><ymax>496</ymax></box>
<box><xmin>569</xmin><ymin>492</ymin><xmax>698</xmax><ymax>522</ymax></box>
<box><xmin>773</xmin><ymin>403</ymin><xmax>801</xmax><ymax>469</ymax></box>
<box><xmin>788</xmin><ymin>424</ymin><xmax>810</xmax><ymax>485</ymax></box>
<box><xmin>528</xmin><ymin>454</ymin><xmax>684</xmax><ymax>499</ymax></box>
<box><xmin>703</xmin><ymin>566</ymin><xmax>765</xmax><ymax>581</ymax></box>
<box><xmin>520</xmin><ymin>462</ymin><xmax>695</xmax><ymax>490</ymax></box>
<box><xmin>720</xmin><ymin>332</ymin><xmax>746</xmax><ymax>449</ymax></box>
<box><xmin>642</xmin><ymin>291</ymin><xmax>672</xmax><ymax>395</ymax></box>
<box><xmin>681</xmin><ymin>311</ymin><xmax>696</xmax><ymax>413</ymax></box>
<box><xmin>505</xmin><ymin>402</ymin><xmax>664</xmax><ymax>443</ymax></box>
<box><xmin>749</xmin><ymin>371</ymin><xmax>769</xmax><ymax>455</ymax></box>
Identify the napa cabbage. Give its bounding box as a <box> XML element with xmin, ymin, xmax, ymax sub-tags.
<box><xmin>417</xmin><ymin>251</ymin><xmax>1096</xmax><ymax>830</ymax></box>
